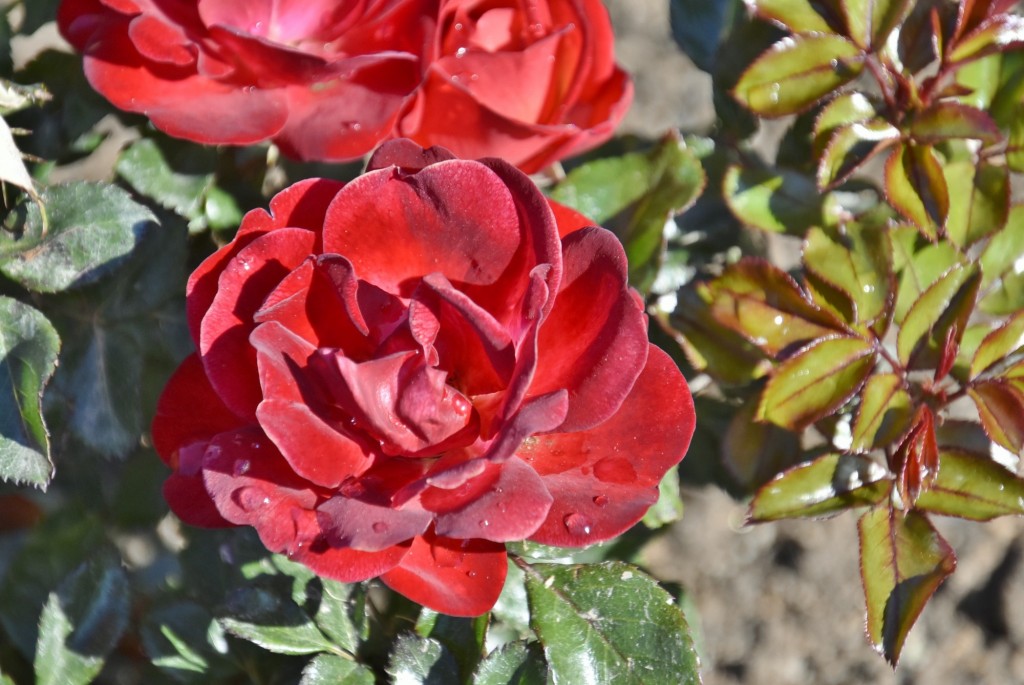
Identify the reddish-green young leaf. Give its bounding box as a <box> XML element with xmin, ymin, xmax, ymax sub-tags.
<box><xmin>908</xmin><ymin>102</ymin><xmax>1002</xmax><ymax>144</ymax></box>
<box><xmin>916</xmin><ymin>448</ymin><xmax>1024</xmax><ymax>520</ymax></box>
<box><xmin>884</xmin><ymin>143</ymin><xmax>949</xmax><ymax>240</ymax></box>
<box><xmin>721</xmin><ymin>400</ymin><xmax>802</xmax><ymax>490</ymax></box>
<box><xmin>703</xmin><ymin>258</ymin><xmax>845</xmax><ymax>355</ymax></box>
<box><xmin>803</xmin><ymin>224</ymin><xmax>894</xmax><ymax>332</ymax></box>
<box><xmin>943</xmin><ymin>161</ymin><xmax>1009</xmax><ymax>249</ymax></box>
<box><xmin>749</xmin><ymin>453</ymin><xmax>891</xmax><ymax>522</ymax></box>
<box><xmin>858</xmin><ymin>506</ymin><xmax>956</xmax><ymax>665</ymax></box>
<box><xmin>804</xmin><ymin>272</ymin><xmax>856</xmax><ymax>326</ymax></box>
<box><xmin>970</xmin><ymin>310</ymin><xmax>1024</xmax><ymax>380</ymax></box>
<box><xmin>842</xmin><ymin>0</ymin><xmax>914</xmax><ymax>50</ymax></box>
<box><xmin>896</xmin><ymin>263</ymin><xmax>981</xmax><ymax>368</ymax></box>
<box><xmin>968</xmin><ymin>380</ymin><xmax>1024</xmax><ymax>454</ymax></box>
<box><xmin>813</xmin><ymin>92</ymin><xmax>879</xmax><ymax>157</ymax></box>
<box><xmin>979</xmin><ymin>204</ymin><xmax>1024</xmax><ymax>315</ymax></box>
<box><xmin>817</xmin><ymin>119</ymin><xmax>900</xmax><ymax>189</ymax></box>
<box><xmin>892</xmin><ymin>237</ymin><xmax>963</xmax><ymax>323</ymax></box>
<box><xmin>890</xmin><ymin>406</ymin><xmax>939</xmax><ymax>507</ymax></box>
<box><xmin>852</xmin><ymin>373</ymin><xmax>914</xmax><ymax>451</ymax></box>
<box><xmin>750</xmin><ymin>0</ymin><xmax>834</xmax><ymax>33</ymax></box>
<box><xmin>733</xmin><ymin>34</ymin><xmax>865</xmax><ymax>117</ymax></box>
<box><xmin>949</xmin><ymin>13</ymin><xmax>1024</xmax><ymax>64</ymax></box>
<box><xmin>953</xmin><ymin>323</ymin><xmax>993</xmax><ymax>383</ymax></box>
<box><xmin>722</xmin><ymin>165</ymin><xmax>824</xmax><ymax>235</ymax></box>
<box><xmin>758</xmin><ymin>335</ymin><xmax>876</xmax><ymax>430</ymax></box>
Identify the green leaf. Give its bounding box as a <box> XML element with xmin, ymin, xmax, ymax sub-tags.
<box><xmin>858</xmin><ymin>507</ymin><xmax>956</xmax><ymax>665</ymax></box>
<box><xmin>217</xmin><ymin>586</ymin><xmax>335</xmax><ymax>656</ymax></box>
<box><xmin>385</xmin><ymin>634</ymin><xmax>461</xmax><ymax>685</ymax></box>
<box><xmin>842</xmin><ymin>0</ymin><xmax>913</xmax><ymax>49</ymax></box>
<box><xmin>416</xmin><ymin>610</ymin><xmax>487</xmax><ymax>680</ymax></box>
<box><xmin>472</xmin><ymin>641</ymin><xmax>547</xmax><ymax>685</ymax></box>
<box><xmin>668</xmin><ymin>0</ymin><xmax>743</xmax><ymax>71</ymax></box>
<box><xmin>733</xmin><ymin>34</ymin><xmax>864</xmax><ymax>117</ymax></box>
<box><xmin>1005</xmin><ymin>105</ymin><xmax>1024</xmax><ymax>172</ymax></box>
<box><xmin>916</xmin><ymin>448</ymin><xmax>1024</xmax><ymax>520</ymax></box>
<box><xmin>953</xmin><ymin>52</ymin><xmax>1002</xmax><ymax>110</ymax></box>
<box><xmin>0</xmin><ymin>115</ymin><xmax>38</xmax><ymax>203</ymax></box>
<box><xmin>943</xmin><ymin>161</ymin><xmax>1009</xmax><ymax>249</ymax></box>
<box><xmin>721</xmin><ymin>399</ymin><xmax>802</xmax><ymax>490</ymax></box>
<box><xmin>0</xmin><ymin>183</ymin><xmax>157</xmax><ymax>293</ymax></box>
<box><xmin>523</xmin><ymin>561</ymin><xmax>701</xmax><ymax>685</ymax></box>
<box><xmin>970</xmin><ymin>310</ymin><xmax>1024</xmax><ymax>380</ymax></box>
<box><xmin>723</xmin><ymin>164</ymin><xmax>824</xmax><ymax>235</ymax></box>
<box><xmin>311</xmin><ymin>579</ymin><xmax>368</xmax><ymax>656</ymax></box>
<box><xmin>0</xmin><ymin>297</ymin><xmax>58</xmax><ymax>488</ymax></box>
<box><xmin>749</xmin><ymin>453</ymin><xmax>890</xmax><ymax>521</ymax></box>
<box><xmin>35</xmin><ymin>552</ymin><xmax>130</xmax><ymax>685</ymax></box>
<box><xmin>140</xmin><ymin>601</ymin><xmax>235</xmax><ymax>683</ymax></box>
<box><xmin>851</xmin><ymin>373</ymin><xmax>914</xmax><ymax>451</ymax></box>
<box><xmin>758</xmin><ymin>335</ymin><xmax>876</xmax><ymax>431</ymax></box>
<box><xmin>950</xmin><ymin>13</ymin><xmax>1024</xmax><ymax>64</ymax></box>
<box><xmin>813</xmin><ymin>92</ymin><xmax>878</xmax><ymax>156</ymax></box>
<box><xmin>301</xmin><ymin>655</ymin><xmax>374</xmax><ymax>685</ymax></box>
<box><xmin>908</xmin><ymin>102</ymin><xmax>1002</xmax><ymax>144</ymax></box>
<box><xmin>896</xmin><ymin>263</ymin><xmax>981</xmax><ymax>368</ymax></box>
<box><xmin>968</xmin><ymin>380</ymin><xmax>1024</xmax><ymax>455</ymax></box>
<box><xmin>750</xmin><ymin>0</ymin><xmax>834</xmax><ymax>33</ymax></box>
<box><xmin>884</xmin><ymin>143</ymin><xmax>949</xmax><ymax>240</ymax></box>
<box><xmin>979</xmin><ymin>204</ymin><xmax>1024</xmax><ymax>316</ymax></box>
<box><xmin>642</xmin><ymin>466</ymin><xmax>685</xmax><ymax>528</ymax></box>
<box><xmin>817</xmin><ymin>118</ymin><xmax>900</xmax><ymax>189</ymax></box>
<box><xmin>803</xmin><ymin>224</ymin><xmax>893</xmax><ymax>332</ymax></box>
<box><xmin>892</xmin><ymin>236</ymin><xmax>962</xmax><ymax>323</ymax></box>
<box><xmin>989</xmin><ymin>52</ymin><xmax>1024</xmax><ymax>126</ymax></box>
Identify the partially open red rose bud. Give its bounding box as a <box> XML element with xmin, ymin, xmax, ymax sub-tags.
<box><xmin>152</xmin><ymin>140</ymin><xmax>693</xmax><ymax>616</ymax></box>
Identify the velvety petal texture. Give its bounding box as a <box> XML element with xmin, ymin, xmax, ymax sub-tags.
<box><xmin>58</xmin><ymin>0</ymin><xmax>631</xmax><ymax>170</ymax></box>
<box><xmin>151</xmin><ymin>140</ymin><xmax>693</xmax><ymax>616</ymax></box>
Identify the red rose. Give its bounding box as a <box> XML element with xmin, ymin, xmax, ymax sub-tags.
<box><xmin>397</xmin><ymin>0</ymin><xmax>633</xmax><ymax>172</ymax></box>
<box><xmin>152</xmin><ymin>140</ymin><xmax>693</xmax><ymax>616</ymax></box>
<box><xmin>58</xmin><ymin>0</ymin><xmax>631</xmax><ymax>171</ymax></box>
<box><xmin>57</xmin><ymin>0</ymin><xmax>434</xmax><ymax>160</ymax></box>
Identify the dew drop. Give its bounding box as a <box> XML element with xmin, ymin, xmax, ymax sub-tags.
<box><xmin>593</xmin><ymin>456</ymin><xmax>637</xmax><ymax>484</ymax></box>
<box><xmin>233</xmin><ymin>459</ymin><xmax>251</xmax><ymax>476</ymax></box>
<box><xmin>454</xmin><ymin>22</ymin><xmax>464</xmax><ymax>31</ymax></box>
<box><xmin>465</xmin><ymin>570</ymin><xmax>477</xmax><ymax>578</ymax></box>
<box><xmin>479</xmin><ymin>519</ymin><xmax>490</xmax><ymax>528</ymax></box>
<box><xmin>456</xmin><ymin>47</ymin><xmax>468</xmax><ymax>58</ymax></box>
<box><xmin>372</xmin><ymin>521</ymin><xmax>388</xmax><ymax>534</ymax></box>
<box><xmin>235</xmin><ymin>487</ymin><xmax>268</xmax><ymax>512</ymax></box>
<box><xmin>452</xmin><ymin>395</ymin><xmax>472</xmax><ymax>416</ymax></box>
<box><xmin>592</xmin><ymin>494</ymin><xmax>609</xmax><ymax>507</ymax></box>
<box><xmin>563</xmin><ymin>512</ymin><xmax>592</xmax><ymax>536</ymax></box>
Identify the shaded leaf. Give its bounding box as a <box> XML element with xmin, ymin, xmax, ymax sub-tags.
<box><xmin>140</xmin><ymin>601</ymin><xmax>235</xmax><ymax>683</ymax></box>
<box><xmin>749</xmin><ymin>453</ymin><xmax>890</xmax><ymax>521</ymax></box>
<box><xmin>969</xmin><ymin>379</ymin><xmax>1024</xmax><ymax>454</ymax></box>
<box><xmin>917</xmin><ymin>448</ymin><xmax>1024</xmax><ymax>520</ymax></box>
<box><xmin>817</xmin><ymin>119</ymin><xmax>900</xmax><ymax>189</ymax></box>
<box><xmin>723</xmin><ymin>164</ymin><xmax>823</xmax><ymax>235</ymax></box>
<box><xmin>523</xmin><ymin>561</ymin><xmax>701</xmax><ymax>685</ymax></box>
<box><xmin>643</xmin><ymin>466</ymin><xmax>685</xmax><ymax>528</ymax></box>
<box><xmin>668</xmin><ymin>0</ymin><xmax>743</xmax><ymax>71</ymax></box>
<box><xmin>733</xmin><ymin>34</ymin><xmax>865</xmax><ymax>117</ymax></box>
<box><xmin>758</xmin><ymin>336</ymin><xmax>876</xmax><ymax>431</ymax></box>
<box><xmin>884</xmin><ymin>143</ymin><xmax>949</xmax><ymax>240</ymax></box>
<box><xmin>217</xmin><ymin>586</ymin><xmax>335</xmax><ymax>656</ymax></box>
<box><xmin>0</xmin><ymin>297</ymin><xmax>58</xmax><ymax>488</ymax></box>
<box><xmin>909</xmin><ymin>102</ymin><xmax>1002</xmax><ymax>143</ymax></box>
<box><xmin>301</xmin><ymin>655</ymin><xmax>374</xmax><ymax>685</ymax></box>
<box><xmin>0</xmin><ymin>183</ymin><xmax>156</xmax><ymax>293</ymax></box>
<box><xmin>943</xmin><ymin>161</ymin><xmax>1009</xmax><ymax>248</ymax></box>
<box><xmin>843</xmin><ymin>0</ymin><xmax>914</xmax><ymax>49</ymax></box>
<box><xmin>722</xmin><ymin>399</ymin><xmax>802</xmax><ymax>490</ymax></box>
<box><xmin>896</xmin><ymin>263</ymin><xmax>981</xmax><ymax>369</ymax></box>
<box><xmin>416</xmin><ymin>610</ymin><xmax>487</xmax><ymax>680</ymax></box>
<box><xmin>852</xmin><ymin>373</ymin><xmax>914</xmax><ymax>451</ymax></box>
<box><xmin>472</xmin><ymin>641</ymin><xmax>547</xmax><ymax>685</ymax></box>
<box><xmin>385</xmin><ymin>634</ymin><xmax>460</xmax><ymax>685</ymax></box>
<box><xmin>858</xmin><ymin>507</ymin><xmax>956</xmax><ymax>665</ymax></box>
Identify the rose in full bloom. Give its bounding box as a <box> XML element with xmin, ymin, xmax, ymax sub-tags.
<box><xmin>57</xmin><ymin>0</ymin><xmax>631</xmax><ymax>171</ymax></box>
<box><xmin>152</xmin><ymin>140</ymin><xmax>693</xmax><ymax>616</ymax></box>
<box><xmin>397</xmin><ymin>0</ymin><xmax>633</xmax><ymax>172</ymax></box>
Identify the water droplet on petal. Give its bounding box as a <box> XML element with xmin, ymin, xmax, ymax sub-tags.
<box><xmin>372</xmin><ymin>521</ymin><xmax>388</xmax><ymax>534</ymax></box>
<box><xmin>563</xmin><ymin>513</ymin><xmax>592</xmax><ymax>536</ymax></box>
<box><xmin>478</xmin><ymin>519</ymin><xmax>490</xmax><ymax>528</ymax></box>
<box><xmin>593</xmin><ymin>457</ymin><xmax>637</xmax><ymax>484</ymax></box>
<box><xmin>592</xmin><ymin>494</ymin><xmax>608</xmax><ymax>507</ymax></box>
<box><xmin>465</xmin><ymin>570</ymin><xmax>477</xmax><ymax>578</ymax></box>
<box><xmin>456</xmin><ymin>47</ymin><xmax>467</xmax><ymax>58</ymax></box>
<box><xmin>452</xmin><ymin>395</ymin><xmax>472</xmax><ymax>416</ymax></box>
<box><xmin>233</xmin><ymin>459</ymin><xmax>251</xmax><ymax>476</ymax></box>
<box><xmin>235</xmin><ymin>487</ymin><xmax>269</xmax><ymax>512</ymax></box>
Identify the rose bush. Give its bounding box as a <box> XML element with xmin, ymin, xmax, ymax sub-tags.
<box><xmin>58</xmin><ymin>0</ymin><xmax>631</xmax><ymax>171</ymax></box>
<box><xmin>151</xmin><ymin>139</ymin><xmax>693</xmax><ymax>616</ymax></box>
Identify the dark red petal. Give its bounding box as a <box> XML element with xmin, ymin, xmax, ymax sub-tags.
<box><xmin>425</xmin><ymin>456</ymin><xmax>552</xmax><ymax>542</ymax></box>
<box><xmin>381</xmin><ymin>529</ymin><xmax>508</xmax><ymax>616</ymax></box>
<box><xmin>525</xmin><ymin>346</ymin><xmax>694</xmax><ymax>547</ymax></box>
<box><xmin>128</xmin><ymin>13</ymin><xmax>193</xmax><ymax>65</ymax></box>
<box><xmin>151</xmin><ymin>354</ymin><xmax>243</xmax><ymax>464</ymax></box>
<box><xmin>201</xmin><ymin>227</ymin><xmax>317</xmax><ymax>419</ymax></box>
<box><xmin>316</xmin><ymin>496</ymin><xmax>431</xmax><ymax>552</ymax></box>
<box><xmin>250</xmin><ymin>320</ymin><xmax>319</xmax><ymax>403</ymax></box>
<box><xmin>530</xmin><ymin>227</ymin><xmax>648</xmax><ymax>432</ymax></box>
<box><xmin>163</xmin><ymin>473</ymin><xmax>230</xmax><ymax>527</ymax></box>
<box><xmin>366</xmin><ymin>139</ymin><xmax>457</xmax><ymax>173</ymax></box>
<box><xmin>548</xmin><ymin>198</ymin><xmax>596</xmax><ymax>238</ymax></box>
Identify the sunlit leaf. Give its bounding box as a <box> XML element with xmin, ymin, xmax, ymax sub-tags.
<box><xmin>813</xmin><ymin>92</ymin><xmax>879</xmax><ymax>157</ymax></box>
<box><xmin>642</xmin><ymin>467</ymin><xmax>685</xmax><ymax>528</ymax></box>
<box><xmin>749</xmin><ymin>453</ymin><xmax>890</xmax><ymax>521</ymax></box>
<box><xmin>896</xmin><ymin>263</ymin><xmax>980</xmax><ymax>369</ymax></box>
<box><xmin>385</xmin><ymin>634</ymin><xmax>460</xmax><ymax>685</ymax></box>
<box><xmin>217</xmin><ymin>585</ymin><xmax>335</xmax><ymax>656</ymax></box>
<box><xmin>758</xmin><ymin>335</ymin><xmax>876</xmax><ymax>430</ymax></box>
<box><xmin>415</xmin><ymin>610</ymin><xmax>487</xmax><ymax>680</ymax></box>
<box><xmin>979</xmin><ymin>204</ymin><xmax>1024</xmax><ymax>315</ymax></box>
<box><xmin>301</xmin><ymin>655</ymin><xmax>374</xmax><ymax>685</ymax></box>
<box><xmin>884</xmin><ymin>143</ymin><xmax>949</xmax><ymax>240</ymax></box>
<box><xmin>969</xmin><ymin>379</ymin><xmax>1024</xmax><ymax>455</ymax></box>
<box><xmin>852</xmin><ymin>373</ymin><xmax>914</xmax><ymax>451</ymax></box>
<box><xmin>891</xmin><ymin>406</ymin><xmax>940</xmax><ymax>507</ymax></box>
<box><xmin>733</xmin><ymin>34</ymin><xmax>865</xmax><ymax>117</ymax></box>
<box><xmin>943</xmin><ymin>161</ymin><xmax>1009</xmax><ymax>249</ymax></box>
<box><xmin>952</xmin><ymin>51</ymin><xmax>1002</xmax><ymax>109</ymax></box>
<box><xmin>909</xmin><ymin>101</ymin><xmax>1002</xmax><ymax>143</ymax></box>
<box><xmin>970</xmin><ymin>310</ymin><xmax>1024</xmax><ymax>380</ymax></box>
<box><xmin>817</xmin><ymin>119</ymin><xmax>900</xmax><ymax>189</ymax></box>
<box><xmin>722</xmin><ymin>164</ymin><xmax>823</xmax><ymax>235</ymax></box>
<box><xmin>472</xmin><ymin>641</ymin><xmax>546</xmax><ymax>685</ymax></box>
<box><xmin>842</xmin><ymin>0</ymin><xmax>914</xmax><ymax>49</ymax></box>
<box><xmin>950</xmin><ymin>13</ymin><xmax>1024</xmax><ymax>63</ymax></box>
<box><xmin>892</xmin><ymin>236</ymin><xmax>963</xmax><ymax>323</ymax></box>
<box><xmin>0</xmin><ymin>115</ymin><xmax>37</xmax><ymax>203</ymax></box>
<box><xmin>858</xmin><ymin>507</ymin><xmax>955</xmax><ymax>665</ymax></box>
<box><xmin>916</xmin><ymin>448</ymin><xmax>1024</xmax><ymax>520</ymax></box>
<box><xmin>749</xmin><ymin>0</ymin><xmax>834</xmax><ymax>33</ymax></box>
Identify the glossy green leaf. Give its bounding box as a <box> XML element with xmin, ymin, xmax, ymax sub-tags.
<box><xmin>909</xmin><ymin>102</ymin><xmax>1002</xmax><ymax>144</ymax></box>
<box><xmin>472</xmin><ymin>641</ymin><xmax>547</xmax><ymax>685</ymax></box>
<box><xmin>301</xmin><ymin>655</ymin><xmax>374</xmax><ymax>685</ymax></box>
<box><xmin>970</xmin><ymin>310</ymin><xmax>1024</xmax><ymax>380</ymax></box>
<box><xmin>312</xmin><ymin>580</ymin><xmax>367</xmax><ymax>656</ymax></box>
<box><xmin>749</xmin><ymin>453</ymin><xmax>890</xmax><ymax>521</ymax></box>
<box><xmin>979</xmin><ymin>205</ymin><xmax>1024</xmax><ymax>315</ymax></box>
<box><xmin>896</xmin><ymin>263</ymin><xmax>981</xmax><ymax>368</ymax></box>
<box><xmin>892</xmin><ymin>237</ymin><xmax>962</xmax><ymax>323</ymax></box>
<box><xmin>843</xmin><ymin>0</ymin><xmax>913</xmax><ymax>49</ymax></box>
<box><xmin>217</xmin><ymin>586</ymin><xmax>335</xmax><ymax>656</ymax></box>
<box><xmin>140</xmin><ymin>601</ymin><xmax>235</xmax><ymax>683</ymax></box>
<box><xmin>884</xmin><ymin>143</ymin><xmax>949</xmax><ymax>240</ymax></box>
<box><xmin>385</xmin><ymin>634</ymin><xmax>460</xmax><ymax>685</ymax></box>
<box><xmin>813</xmin><ymin>92</ymin><xmax>879</xmax><ymax>157</ymax></box>
<box><xmin>916</xmin><ymin>448</ymin><xmax>1024</xmax><ymax>520</ymax></box>
<box><xmin>0</xmin><ymin>183</ymin><xmax>156</xmax><ymax>293</ymax></box>
<box><xmin>733</xmin><ymin>34</ymin><xmax>865</xmax><ymax>117</ymax></box>
<box><xmin>0</xmin><ymin>297</ymin><xmax>58</xmax><ymax>488</ymax></box>
<box><xmin>969</xmin><ymin>380</ymin><xmax>1024</xmax><ymax>455</ymax></box>
<box><xmin>35</xmin><ymin>552</ymin><xmax>130</xmax><ymax>685</ymax></box>
<box><xmin>803</xmin><ymin>224</ymin><xmax>893</xmax><ymax>332</ymax></box>
<box><xmin>759</xmin><ymin>336</ymin><xmax>876</xmax><ymax>431</ymax></box>
<box><xmin>722</xmin><ymin>399</ymin><xmax>802</xmax><ymax>490</ymax></box>
<box><xmin>851</xmin><ymin>373</ymin><xmax>913</xmax><ymax>451</ymax></box>
<box><xmin>416</xmin><ymin>610</ymin><xmax>487</xmax><ymax>680</ymax></box>
<box><xmin>817</xmin><ymin>119</ymin><xmax>900</xmax><ymax>189</ymax></box>
<box><xmin>642</xmin><ymin>466</ymin><xmax>685</xmax><ymax>528</ymax></box>
<box><xmin>943</xmin><ymin>161</ymin><xmax>1009</xmax><ymax>249</ymax></box>
<box><xmin>750</xmin><ymin>0</ymin><xmax>834</xmax><ymax>33</ymax></box>
<box><xmin>703</xmin><ymin>258</ymin><xmax>844</xmax><ymax>355</ymax></box>
<box><xmin>950</xmin><ymin>13</ymin><xmax>1024</xmax><ymax>63</ymax></box>
<box><xmin>723</xmin><ymin>164</ymin><xmax>824</xmax><ymax>235</ymax></box>
<box><xmin>859</xmin><ymin>507</ymin><xmax>955</xmax><ymax>665</ymax></box>
<box><xmin>524</xmin><ymin>561</ymin><xmax>700</xmax><ymax>685</ymax></box>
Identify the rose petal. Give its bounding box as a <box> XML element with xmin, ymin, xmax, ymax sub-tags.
<box><xmin>548</xmin><ymin>198</ymin><xmax>595</xmax><ymax>239</ymax></box>
<box><xmin>164</xmin><ymin>472</ymin><xmax>230</xmax><ymax>527</ymax></box>
<box><xmin>288</xmin><ymin>508</ymin><xmax>411</xmax><ymax>583</ymax></box>
<box><xmin>316</xmin><ymin>496</ymin><xmax>431</xmax><ymax>552</ymax></box>
<box><xmin>250</xmin><ymin>320</ymin><xmax>320</xmax><ymax>403</ymax></box>
<box><xmin>525</xmin><ymin>346</ymin><xmax>694</xmax><ymax>547</ymax></box>
<box><xmin>128</xmin><ymin>13</ymin><xmax>193</xmax><ymax>65</ymax></box>
<box><xmin>381</xmin><ymin>529</ymin><xmax>508</xmax><ymax>616</ymax></box>
<box><xmin>366</xmin><ymin>139</ymin><xmax>457</xmax><ymax>173</ymax></box>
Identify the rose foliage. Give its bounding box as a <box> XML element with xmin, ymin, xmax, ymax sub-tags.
<box><xmin>151</xmin><ymin>140</ymin><xmax>694</xmax><ymax>616</ymax></box>
<box><xmin>57</xmin><ymin>0</ymin><xmax>631</xmax><ymax>172</ymax></box>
